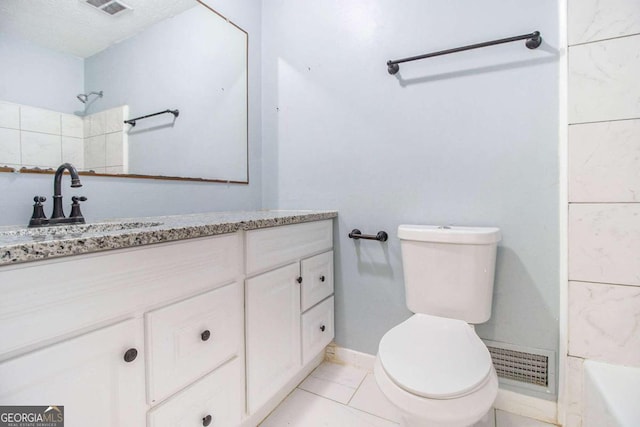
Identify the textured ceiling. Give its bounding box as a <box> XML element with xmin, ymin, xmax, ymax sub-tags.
<box><xmin>0</xmin><ymin>0</ymin><xmax>196</xmax><ymax>58</ymax></box>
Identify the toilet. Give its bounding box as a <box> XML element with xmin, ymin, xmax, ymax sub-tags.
<box><xmin>374</xmin><ymin>225</ymin><xmax>502</xmax><ymax>427</ymax></box>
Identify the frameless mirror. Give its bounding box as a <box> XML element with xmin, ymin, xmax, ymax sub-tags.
<box><xmin>0</xmin><ymin>0</ymin><xmax>248</xmax><ymax>183</ymax></box>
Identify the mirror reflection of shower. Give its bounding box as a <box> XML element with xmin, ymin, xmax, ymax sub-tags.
<box><xmin>77</xmin><ymin>90</ymin><xmax>103</xmax><ymax>104</ymax></box>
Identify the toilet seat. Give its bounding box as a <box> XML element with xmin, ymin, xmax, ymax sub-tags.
<box><xmin>378</xmin><ymin>314</ymin><xmax>493</xmax><ymax>399</ymax></box>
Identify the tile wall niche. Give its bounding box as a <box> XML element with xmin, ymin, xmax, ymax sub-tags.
<box><xmin>565</xmin><ymin>0</ymin><xmax>640</xmax><ymax>425</ymax></box>
<box><xmin>0</xmin><ymin>100</ymin><xmax>128</xmax><ymax>174</ymax></box>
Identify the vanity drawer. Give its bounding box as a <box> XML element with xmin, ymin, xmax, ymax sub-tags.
<box><xmin>147</xmin><ymin>357</ymin><xmax>243</xmax><ymax>427</ymax></box>
<box><xmin>301</xmin><ymin>250</ymin><xmax>334</xmax><ymax>311</ymax></box>
<box><xmin>146</xmin><ymin>282</ymin><xmax>243</xmax><ymax>405</ymax></box>
<box><xmin>246</xmin><ymin>220</ymin><xmax>333</xmax><ymax>275</ymax></box>
<box><xmin>301</xmin><ymin>296</ymin><xmax>334</xmax><ymax>365</ymax></box>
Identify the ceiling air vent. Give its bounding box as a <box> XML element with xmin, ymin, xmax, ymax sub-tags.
<box><xmin>83</xmin><ymin>0</ymin><xmax>132</xmax><ymax>16</ymax></box>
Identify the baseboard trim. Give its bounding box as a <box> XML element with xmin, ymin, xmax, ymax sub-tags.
<box><xmin>327</xmin><ymin>344</ymin><xmax>558</xmax><ymax>425</ymax></box>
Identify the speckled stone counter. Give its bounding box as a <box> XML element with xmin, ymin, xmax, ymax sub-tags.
<box><xmin>0</xmin><ymin>210</ymin><xmax>337</xmax><ymax>266</ymax></box>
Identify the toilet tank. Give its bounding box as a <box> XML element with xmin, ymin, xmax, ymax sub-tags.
<box><xmin>398</xmin><ymin>225</ymin><xmax>501</xmax><ymax>324</ymax></box>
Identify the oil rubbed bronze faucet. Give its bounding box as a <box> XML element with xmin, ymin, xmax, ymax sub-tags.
<box><xmin>28</xmin><ymin>163</ymin><xmax>87</xmax><ymax>227</ymax></box>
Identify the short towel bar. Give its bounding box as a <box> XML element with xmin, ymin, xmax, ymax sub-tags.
<box><xmin>348</xmin><ymin>229</ymin><xmax>389</xmax><ymax>242</ymax></box>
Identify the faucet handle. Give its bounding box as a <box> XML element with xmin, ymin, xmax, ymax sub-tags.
<box><xmin>28</xmin><ymin>196</ymin><xmax>48</xmax><ymax>227</ymax></box>
<box><xmin>69</xmin><ymin>196</ymin><xmax>87</xmax><ymax>223</ymax></box>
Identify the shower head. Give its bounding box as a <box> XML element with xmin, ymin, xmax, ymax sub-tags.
<box><xmin>76</xmin><ymin>90</ymin><xmax>103</xmax><ymax>104</ymax></box>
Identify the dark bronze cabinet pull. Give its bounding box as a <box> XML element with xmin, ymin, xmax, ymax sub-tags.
<box><xmin>296</xmin><ymin>276</ymin><xmax>303</xmax><ymax>284</ymax></box>
<box><xmin>320</xmin><ymin>325</ymin><xmax>326</xmax><ymax>332</ymax></box>
<box><xmin>202</xmin><ymin>414</ymin><xmax>212</xmax><ymax>426</ymax></box>
<box><xmin>320</xmin><ymin>275</ymin><xmax>326</xmax><ymax>282</ymax></box>
<box><xmin>123</xmin><ymin>348</ymin><xmax>138</xmax><ymax>363</ymax></box>
<box><xmin>201</xmin><ymin>330</ymin><xmax>211</xmax><ymax>341</ymax></box>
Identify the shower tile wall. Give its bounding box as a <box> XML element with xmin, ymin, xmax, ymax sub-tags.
<box><xmin>566</xmin><ymin>0</ymin><xmax>640</xmax><ymax>425</ymax></box>
<box><xmin>0</xmin><ymin>101</ymin><xmax>128</xmax><ymax>173</ymax></box>
<box><xmin>83</xmin><ymin>106</ymin><xmax>129</xmax><ymax>174</ymax></box>
<box><xmin>0</xmin><ymin>101</ymin><xmax>82</xmax><ymax>169</ymax></box>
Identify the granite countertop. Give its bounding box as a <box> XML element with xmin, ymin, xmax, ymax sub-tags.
<box><xmin>0</xmin><ymin>210</ymin><xmax>338</xmax><ymax>266</ymax></box>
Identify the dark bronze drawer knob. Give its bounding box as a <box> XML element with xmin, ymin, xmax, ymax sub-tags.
<box><xmin>201</xmin><ymin>330</ymin><xmax>211</xmax><ymax>342</ymax></box>
<box><xmin>320</xmin><ymin>275</ymin><xmax>326</xmax><ymax>282</ymax></box>
<box><xmin>123</xmin><ymin>348</ymin><xmax>138</xmax><ymax>363</ymax></box>
<box><xmin>320</xmin><ymin>325</ymin><xmax>326</xmax><ymax>332</ymax></box>
<box><xmin>296</xmin><ymin>276</ymin><xmax>303</xmax><ymax>284</ymax></box>
<box><xmin>202</xmin><ymin>414</ymin><xmax>212</xmax><ymax>426</ymax></box>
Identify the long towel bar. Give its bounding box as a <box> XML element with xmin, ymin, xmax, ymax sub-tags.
<box><xmin>387</xmin><ymin>31</ymin><xmax>542</xmax><ymax>75</ymax></box>
<box><xmin>124</xmin><ymin>109</ymin><xmax>179</xmax><ymax>127</ymax></box>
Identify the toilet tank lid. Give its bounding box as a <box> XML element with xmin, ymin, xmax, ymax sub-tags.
<box><xmin>398</xmin><ymin>225</ymin><xmax>501</xmax><ymax>244</ymax></box>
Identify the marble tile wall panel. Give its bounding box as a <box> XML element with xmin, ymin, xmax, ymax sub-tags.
<box><xmin>84</xmin><ymin>111</ymin><xmax>105</xmax><ymax>138</ymax></box>
<box><xmin>569</xmin><ymin>281</ymin><xmax>640</xmax><ymax>366</ymax></box>
<box><xmin>84</xmin><ymin>135</ymin><xmax>106</xmax><ymax>170</ymax></box>
<box><xmin>61</xmin><ymin>137</ymin><xmax>84</xmax><ymax>169</ymax></box>
<box><xmin>569</xmin><ymin>119</ymin><xmax>640</xmax><ymax>202</ymax></box>
<box><xmin>105</xmin><ymin>166</ymin><xmax>124</xmax><ymax>174</ymax></box>
<box><xmin>569</xmin><ymin>203</ymin><xmax>640</xmax><ymax>285</ymax></box>
<box><xmin>61</xmin><ymin>114</ymin><xmax>84</xmax><ymax>138</ymax></box>
<box><xmin>105</xmin><ymin>132</ymin><xmax>124</xmax><ymax>167</ymax></box>
<box><xmin>20</xmin><ymin>132</ymin><xmax>61</xmax><ymax>168</ymax></box>
<box><xmin>568</xmin><ymin>0</ymin><xmax>640</xmax><ymax>45</ymax></box>
<box><xmin>20</xmin><ymin>106</ymin><xmax>61</xmax><ymax>135</ymax></box>
<box><xmin>564</xmin><ymin>356</ymin><xmax>584</xmax><ymax>427</ymax></box>
<box><xmin>568</xmin><ymin>34</ymin><xmax>640</xmax><ymax>124</ymax></box>
<box><xmin>103</xmin><ymin>107</ymin><xmax>125</xmax><ymax>134</ymax></box>
<box><xmin>0</xmin><ymin>128</ymin><xmax>21</xmax><ymax>166</ymax></box>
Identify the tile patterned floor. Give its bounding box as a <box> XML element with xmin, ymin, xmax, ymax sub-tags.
<box><xmin>260</xmin><ymin>362</ymin><xmax>399</xmax><ymax>426</ymax></box>
<box><xmin>260</xmin><ymin>361</ymin><xmax>557</xmax><ymax>427</ymax></box>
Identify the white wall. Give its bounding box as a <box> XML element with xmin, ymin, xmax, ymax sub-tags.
<box><xmin>261</xmin><ymin>0</ymin><xmax>561</xmax><ymax>398</ymax></box>
<box><xmin>0</xmin><ymin>33</ymin><xmax>84</xmax><ymax>114</ymax></box>
<box><xmin>564</xmin><ymin>0</ymin><xmax>640</xmax><ymax>425</ymax></box>
<box><xmin>0</xmin><ymin>0</ymin><xmax>262</xmax><ymax>226</ymax></box>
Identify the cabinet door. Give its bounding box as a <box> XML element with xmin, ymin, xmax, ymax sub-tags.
<box><xmin>300</xmin><ymin>251</ymin><xmax>334</xmax><ymax>311</ymax></box>
<box><xmin>0</xmin><ymin>318</ymin><xmax>146</xmax><ymax>427</ymax></box>
<box><xmin>246</xmin><ymin>263</ymin><xmax>301</xmax><ymax>414</ymax></box>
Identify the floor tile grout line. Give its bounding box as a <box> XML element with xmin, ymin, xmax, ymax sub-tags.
<box><xmin>294</xmin><ymin>385</ymin><xmax>356</xmax><ymax>406</ymax></box>
<box><xmin>346</xmin><ymin>371</ymin><xmax>370</xmax><ymax>406</ymax></box>
<box><xmin>295</xmin><ymin>388</ymin><xmax>400</xmax><ymax>426</ymax></box>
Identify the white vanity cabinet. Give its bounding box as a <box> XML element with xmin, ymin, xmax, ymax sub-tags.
<box><xmin>0</xmin><ymin>318</ymin><xmax>147</xmax><ymax>427</ymax></box>
<box><xmin>245</xmin><ymin>220</ymin><xmax>335</xmax><ymax>416</ymax></box>
<box><xmin>0</xmin><ymin>216</ymin><xmax>335</xmax><ymax>427</ymax></box>
<box><xmin>0</xmin><ymin>234</ymin><xmax>245</xmax><ymax>427</ymax></box>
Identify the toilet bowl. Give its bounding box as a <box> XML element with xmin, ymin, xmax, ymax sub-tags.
<box><xmin>376</xmin><ymin>225</ymin><xmax>501</xmax><ymax>427</ymax></box>
<box><xmin>374</xmin><ymin>314</ymin><xmax>498</xmax><ymax>427</ymax></box>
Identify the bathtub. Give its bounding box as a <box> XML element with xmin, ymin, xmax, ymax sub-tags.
<box><xmin>583</xmin><ymin>360</ymin><xmax>640</xmax><ymax>427</ymax></box>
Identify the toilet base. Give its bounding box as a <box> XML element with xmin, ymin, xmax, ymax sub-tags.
<box><xmin>374</xmin><ymin>356</ymin><xmax>498</xmax><ymax>427</ymax></box>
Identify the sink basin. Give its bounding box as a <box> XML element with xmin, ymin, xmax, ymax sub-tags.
<box><xmin>0</xmin><ymin>221</ymin><xmax>164</xmax><ymax>243</ymax></box>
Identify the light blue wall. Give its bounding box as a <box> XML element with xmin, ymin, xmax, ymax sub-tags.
<box><xmin>0</xmin><ymin>0</ymin><xmax>262</xmax><ymax>226</ymax></box>
<box><xmin>261</xmin><ymin>0</ymin><xmax>560</xmax><ymax>389</ymax></box>
<box><xmin>84</xmin><ymin>4</ymin><xmax>248</xmax><ymax>181</ymax></box>
<box><xmin>0</xmin><ymin>33</ymin><xmax>84</xmax><ymax>114</ymax></box>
